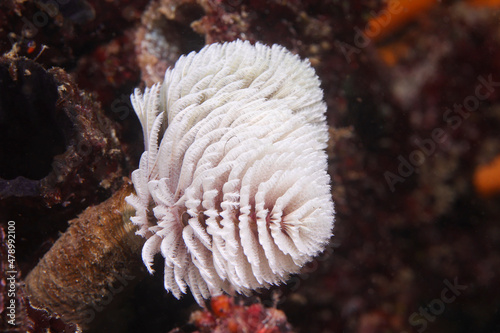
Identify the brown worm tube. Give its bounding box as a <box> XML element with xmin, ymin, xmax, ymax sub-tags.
<box><xmin>24</xmin><ymin>180</ymin><xmax>145</xmax><ymax>330</ymax></box>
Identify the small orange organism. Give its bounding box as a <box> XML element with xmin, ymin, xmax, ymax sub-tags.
<box><xmin>211</xmin><ymin>295</ymin><xmax>233</xmax><ymax>318</ymax></box>
<box><xmin>366</xmin><ymin>0</ymin><xmax>436</xmax><ymax>43</ymax></box>
<box><xmin>473</xmin><ymin>155</ymin><xmax>500</xmax><ymax>197</ymax></box>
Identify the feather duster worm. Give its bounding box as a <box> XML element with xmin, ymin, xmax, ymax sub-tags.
<box><xmin>126</xmin><ymin>40</ymin><xmax>334</xmax><ymax>304</ymax></box>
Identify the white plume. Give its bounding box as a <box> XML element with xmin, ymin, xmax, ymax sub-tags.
<box><xmin>126</xmin><ymin>40</ymin><xmax>334</xmax><ymax>305</ymax></box>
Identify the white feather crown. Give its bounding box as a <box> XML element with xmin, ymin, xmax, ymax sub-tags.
<box><xmin>126</xmin><ymin>40</ymin><xmax>334</xmax><ymax>305</ymax></box>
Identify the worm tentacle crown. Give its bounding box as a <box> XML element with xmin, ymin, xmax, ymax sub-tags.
<box><xmin>126</xmin><ymin>40</ymin><xmax>334</xmax><ymax>304</ymax></box>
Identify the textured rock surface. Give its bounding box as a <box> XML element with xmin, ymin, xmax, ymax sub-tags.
<box><xmin>168</xmin><ymin>295</ymin><xmax>294</xmax><ymax>333</ymax></box>
<box><xmin>0</xmin><ymin>55</ymin><xmax>128</xmax><ymax>274</ymax></box>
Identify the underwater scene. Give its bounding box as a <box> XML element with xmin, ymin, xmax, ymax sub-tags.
<box><xmin>1</xmin><ymin>0</ymin><xmax>500</xmax><ymax>332</ymax></box>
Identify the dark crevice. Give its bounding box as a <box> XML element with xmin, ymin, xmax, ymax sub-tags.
<box><xmin>0</xmin><ymin>58</ymin><xmax>72</xmax><ymax>180</ymax></box>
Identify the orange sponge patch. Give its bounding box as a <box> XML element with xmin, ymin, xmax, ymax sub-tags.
<box><xmin>474</xmin><ymin>155</ymin><xmax>500</xmax><ymax>197</ymax></box>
